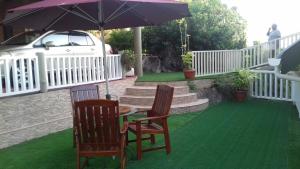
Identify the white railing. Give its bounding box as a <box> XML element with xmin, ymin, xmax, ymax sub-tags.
<box><xmin>193</xmin><ymin>32</ymin><xmax>300</xmax><ymax>77</ymax></box>
<box><xmin>0</xmin><ymin>55</ymin><xmax>40</xmax><ymax>97</ymax></box>
<box><xmin>242</xmin><ymin>33</ymin><xmax>300</xmax><ymax>68</ymax></box>
<box><xmin>0</xmin><ymin>54</ymin><xmax>122</xmax><ymax>97</ymax></box>
<box><xmin>192</xmin><ymin>50</ymin><xmax>242</xmax><ymax>76</ymax></box>
<box><xmin>45</xmin><ymin>54</ymin><xmax>122</xmax><ymax>89</ymax></box>
<box><xmin>250</xmin><ymin>70</ymin><xmax>292</xmax><ymax>101</ymax></box>
<box><xmin>291</xmin><ymin>81</ymin><xmax>300</xmax><ymax>117</ymax></box>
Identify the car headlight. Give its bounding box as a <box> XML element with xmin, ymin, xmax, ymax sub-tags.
<box><xmin>0</xmin><ymin>52</ymin><xmax>12</xmax><ymax>58</ymax></box>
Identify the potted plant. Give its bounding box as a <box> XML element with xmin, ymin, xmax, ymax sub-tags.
<box><xmin>120</xmin><ymin>50</ymin><xmax>135</xmax><ymax>78</ymax></box>
<box><xmin>233</xmin><ymin>69</ymin><xmax>256</xmax><ymax>102</ymax></box>
<box><xmin>182</xmin><ymin>52</ymin><xmax>195</xmax><ymax>80</ymax></box>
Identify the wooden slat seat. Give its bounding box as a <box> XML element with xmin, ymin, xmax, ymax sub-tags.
<box><xmin>74</xmin><ymin>99</ymin><xmax>127</xmax><ymax>169</ymax></box>
<box><xmin>128</xmin><ymin>123</ymin><xmax>164</xmax><ymax>134</ymax></box>
<box><xmin>127</xmin><ymin>85</ymin><xmax>174</xmax><ymax>160</ymax></box>
<box><xmin>70</xmin><ymin>84</ymin><xmax>100</xmax><ymax>147</ymax></box>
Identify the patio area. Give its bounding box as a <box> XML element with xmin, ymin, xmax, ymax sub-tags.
<box><xmin>0</xmin><ymin>99</ymin><xmax>299</xmax><ymax>169</ymax></box>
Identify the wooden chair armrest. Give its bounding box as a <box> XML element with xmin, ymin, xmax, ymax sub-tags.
<box><xmin>133</xmin><ymin>115</ymin><xmax>169</xmax><ymax>122</ymax></box>
<box><xmin>120</xmin><ymin>121</ymin><xmax>129</xmax><ymax>134</ymax></box>
<box><xmin>134</xmin><ymin>109</ymin><xmax>151</xmax><ymax>114</ymax></box>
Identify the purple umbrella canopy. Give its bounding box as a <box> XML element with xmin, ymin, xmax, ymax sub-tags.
<box><xmin>2</xmin><ymin>0</ymin><xmax>191</xmax><ymax>31</ymax></box>
<box><xmin>1</xmin><ymin>0</ymin><xmax>190</xmax><ymax>98</ymax></box>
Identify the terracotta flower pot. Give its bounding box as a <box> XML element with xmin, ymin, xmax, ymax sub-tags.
<box><xmin>235</xmin><ymin>90</ymin><xmax>248</xmax><ymax>102</ymax></box>
<box><xmin>183</xmin><ymin>69</ymin><xmax>195</xmax><ymax>80</ymax></box>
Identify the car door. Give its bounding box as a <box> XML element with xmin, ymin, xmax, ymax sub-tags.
<box><xmin>39</xmin><ymin>31</ymin><xmax>72</xmax><ymax>86</ymax></box>
<box><xmin>69</xmin><ymin>31</ymin><xmax>100</xmax><ymax>82</ymax></box>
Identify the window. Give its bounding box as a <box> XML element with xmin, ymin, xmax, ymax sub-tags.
<box><xmin>41</xmin><ymin>32</ymin><xmax>69</xmax><ymax>47</ymax></box>
<box><xmin>2</xmin><ymin>31</ymin><xmax>43</xmax><ymax>45</ymax></box>
<box><xmin>69</xmin><ymin>32</ymin><xmax>94</xmax><ymax>46</ymax></box>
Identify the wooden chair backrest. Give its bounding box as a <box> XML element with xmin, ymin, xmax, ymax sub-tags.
<box><xmin>151</xmin><ymin>85</ymin><xmax>174</xmax><ymax>117</ymax></box>
<box><xmin>70</xmin><ymin>84</ymin><xmax>100</xmax><ymax>106</ymax></box>
<box><xmin>74</xmin><ymin>99</ymin><xmax>120</xmax><ymax>147</ymax></box>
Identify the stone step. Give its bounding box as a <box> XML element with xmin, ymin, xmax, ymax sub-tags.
<box><xmin>119</xmin><ymin>93</ymin><xmax>198</xmax><ymax>106</ymax></box>
<box><xmin>120</xmin><ymin>99</ymin><xmax>209</xmax><ymax>114</ymax></box>
<box><xmin>125</xmin><ymin>86</ymin><xmax>189</xmax><ymax>96</ymax></box>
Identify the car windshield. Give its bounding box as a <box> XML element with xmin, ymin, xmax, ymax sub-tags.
<box><xmin>1</xmin><ymin>31</ymin><xmax>43</xmax><ymax>45</ymax></box>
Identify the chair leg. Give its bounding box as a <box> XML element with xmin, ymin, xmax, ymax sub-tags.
<box><xmin>86</xmin><ymin>158</ymin><xmax>89</xmax><ymax>167</ymax></box>
<box><xmin>163</xmin><ymin>122</ymin><xmax>171</xmax><ymax>154</ymax></box>
<box><xmin>120</xmin><ymin>151</ymin><xmax>126</xmax><ymax>169</ymax></box>
<box><xmin>126</xmin><ymin>131</ymin><xmax>129</xmax><ymax>146</ymax></box>
<box><xmin>73</xmin><ymin>117</ymin><xmax>76</xmax><ymax>148</ymax></box>
<box><xmin>73</xmin><ymin>128</ymin><xmax>76</xmax><ymax>148</ymax></box>
<box><xmin>136</xmin><ymin>132</ymin><xmax>142</xmax><ymax>160</ymax></box>
<box><xmin>76</xmin><ymin>154</ymin><xmax>80</xmax><ymax>169</ymax></box>
<box><xmin>150</xmin><ymin>134</ymin><xmax>155</xmax><ymax>144</ymax></box>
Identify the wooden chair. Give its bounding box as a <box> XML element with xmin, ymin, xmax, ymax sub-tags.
<box><xmin>127</xmin><ymin>85</ymin><xmax>174</xmax><ymax>160</ymax></box>
<box><xmin>70</xmin><ymin>84</ymin><xmax>100</xmax><ymax>147</ymax></box>
<box><xmin>74</xmin><ymin>99</ymin><xmax>128</xmax><ymax>169</ymax></box>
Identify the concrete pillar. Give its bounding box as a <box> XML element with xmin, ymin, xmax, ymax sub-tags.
<box><xmin>133</xmin><ymin>27</ymin><xmax>143</xmax><ymax>77</ymax></box>
<box><xmin>37</xmin><ymin>52</ymin><xmax>48</xmax><ymax>93</ymax></box>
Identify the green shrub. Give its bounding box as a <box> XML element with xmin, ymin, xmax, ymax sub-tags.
<box><xmin>108</xmin><ymin>30</ymin><xmax>133</xmax><ymax>51</ymax></box>
<box><xmin>233</xmin><ymin>69</ymin><xmax>256</xmax><ymax>90</ymax></box>
<box><xmin>120</xmin><ymin>50</ymin><xmax>135</xmax><ymax>71</ymax></box>
<box><xmin>214</xmin><ymin>73</ymin><xmax>235</xmax><ymax>99</ymax></box>
<box><xmin>182</xmin><ymin>52</ymin><xmax>193</xmax><ymax>69</ymax></box>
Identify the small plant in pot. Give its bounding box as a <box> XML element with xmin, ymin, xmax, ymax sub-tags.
<box><xmin>182</xmin><ymin>52</ymin><xmax>195</xmax><ymax>80</ymax></box>
<box><xmin>120</xmin><ymin>50</ymin><xmax>135</xmax><ymax>78</ymax></box>
<box><xmin>233</xmin><ymin>69</ymin><xmax>256</xmax><ymax>102</ymax></box>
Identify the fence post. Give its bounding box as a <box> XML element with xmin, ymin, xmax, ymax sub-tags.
<box><xmin>37</xmin><ymin>52</ymin><xmax>48</xmax><ymax>93</ymax></box>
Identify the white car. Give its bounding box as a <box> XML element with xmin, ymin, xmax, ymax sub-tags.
<box><xmin>0</xmin><ymin>30</ymin><xmax>111</xmax><ymax>85</ymax></box>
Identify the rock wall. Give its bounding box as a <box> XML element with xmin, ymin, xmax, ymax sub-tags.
<box><xmin>191</xmin><ymin>79</ymin><xmax>223</xmax><ymax>105</ymax></box>
<box><xmin>0</xmin><ymin>89</ymin><xmax>73</xmax><ymax>149</ymax></box>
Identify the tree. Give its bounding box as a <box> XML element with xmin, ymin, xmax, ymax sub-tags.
<box><xmin>142</xmin><ymin>0</ymin><xmax>247</xmax><ymax>71</ymax></box>
<box><xmin>107</xmin><ymin>29</ymin><xmax>133</xmax><ymax>51</ymax></box>
<box><xmin>188</xmin><ymin>0</ymin><xmax>246</xmax><ymax>50</ymax></box>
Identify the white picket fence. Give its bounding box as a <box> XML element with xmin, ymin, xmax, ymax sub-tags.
<box><xmin>0</xmin><ymin>55</ymin><xmax>40</xmax><ymax>97</ymax></box>
<box><xmin>192</xmin><ymin>50</ymin><xmax>242</xmax><ymax>76</ymax></box>
<box><xmin>46</xmin><ymin>54</ymin><xmax>122</xmax><ymax>89</ymax></box>
<box><xmin>250</xmin><ymin>70</ymin><xmax>292</xmax><ymax>101</ymax></box>
<box><xmin>0</xmin><ymin>54</ymin><xmax>122</xmax><ymax>97</ymax></box>
<box><xmin>193</xmin><ymin>32</ymin><xmax>300</xmax><ymax>77</ymax></box>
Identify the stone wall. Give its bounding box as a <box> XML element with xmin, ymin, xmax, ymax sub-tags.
<box><xmin>192</xmin><ymin>79</ymin><xmax>223</xmax><ymax>105</ymax></box>
<box><xmin>0</xmin><ymin>77</ymin><xmax>136</xmax><ymax>149</ymax></box>
<box><xmin>0</xmin><ymin>89</ymin><xmax>73</xmax><ymax>149</ymax></box>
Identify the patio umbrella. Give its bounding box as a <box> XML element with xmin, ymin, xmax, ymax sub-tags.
<box><xmin>2</xmin><ymin>0</ymin><xmax>191</xmax><ymax>99</ymax></box>
<box><xmin>279</xmin><ymin>39</ymin><xmax>300</xmax><ymax>74</ymax></box>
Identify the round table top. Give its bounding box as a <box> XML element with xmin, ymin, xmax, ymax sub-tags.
<box><xmin>119</xmin><ymin>106</ymin><xmax>131</xmax><ymax>115</ymax></box>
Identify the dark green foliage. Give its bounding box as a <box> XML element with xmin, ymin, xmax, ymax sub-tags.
<box><xmin>214</xmin><ymin>73</ymin><xmax>235</xmax><ymax>99</ymax></box>
<box><xmin>142</xmin><ymin>21</ymin><xmax>182</xmax><ymax>55</ymax></box>
<box><xmin>188</xmin><ymin>0</ymin><xmax>246</xmax><ymax>50</ymax></box>
<box><xmin>182</xmin><ymin>52</ymin><xmax>193</xmax><ymax>69</ymax></box>
<box><xmin>120</xmin><ymin>49</ymin><xmax>135</xmax><ymax>71</ymax></box>
<box><xmin>187</xmin><ymin>80</ymin><xmax>197</xmax><ymax>92</ymax></box>
<box><xmin>142</xmin><ymin>0</ymin><xmax>247</xmax><ymax>70</ymax></box>
<box><xmin>107</xmin><ymin>29</ymin><xmax>133</xmax><ymax>51</ymax></box>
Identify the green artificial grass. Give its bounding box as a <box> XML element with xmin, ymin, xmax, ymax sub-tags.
<box><xmin>136</xmin><ymin>72</ymin><xmax>228</xmax><ymax>82</ymax></box>
<box><xmin>0</xmin><ymin>99</ymin><xmax>299</xmax><ymax>169</ymax></box>
<box><xmin>136</xmin><ymin>72</ymin><xmax>186</xmax><ymax>82</ymax></box>
<box><xmin>287</xmin><ymin>106</ymin><xmax>300</xmax><ymax>169</ymax></box>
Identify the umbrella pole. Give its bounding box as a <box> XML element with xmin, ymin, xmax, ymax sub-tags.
<box><xmin>100</xmin><ymin>27</ymin><xmax>111</xmax><ymax>100</ymax></box>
